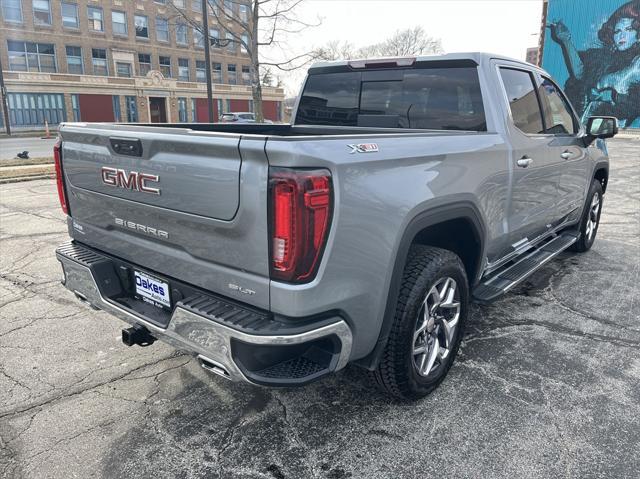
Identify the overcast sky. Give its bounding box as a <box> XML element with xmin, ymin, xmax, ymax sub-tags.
<box><xmin>266</xmin><ymin>0</ymin><xmax>544</xmax><ymax>96</ymax></box>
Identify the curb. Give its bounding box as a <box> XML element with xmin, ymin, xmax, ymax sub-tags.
<box><xmin>0</xmin><ymin>173</ymin><xmax>55</xmax><ymax>184</ymax></box>
<box><xmin>0</xmin><ymin>157</ymin><xmax>54</xmax><ymax>167</ymax></box>
<box><xmin>0</xmin><ymin>164</ymin><xmax>55</xmax><ymax>183</ymax></box>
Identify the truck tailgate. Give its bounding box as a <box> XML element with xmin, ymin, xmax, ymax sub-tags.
<box><xmin>59</xmin><ymin>124</ymin><xmax>270</xmax><ymax>309</ymax></box>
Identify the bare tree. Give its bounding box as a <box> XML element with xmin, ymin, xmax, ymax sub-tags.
<box><xmin>368</xmin><ymin>26</ymin><xmax>443</xmax><ymax>57</ymax></box>
<box><xmin>314</xmin><ymin>26</ymin><xmax>443</xmax><ymax>62</ymax></box>
<box><xmin>167</xmin><ymin>0</ymin><xmax>318</xmax><ymax>122</ymax></box>
<box><xmin>313</xmin><ymin>40</ymin><xmax>358</xmax><ymax>61</ymax></box>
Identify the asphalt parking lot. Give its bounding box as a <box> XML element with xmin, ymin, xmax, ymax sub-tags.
<box><xmin>1</xmin><ymin>137</ymin><xmax>639</xmax><ymax>479</ymax></box>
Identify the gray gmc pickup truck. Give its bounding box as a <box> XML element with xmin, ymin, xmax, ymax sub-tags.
<box><xmin>55</xmin><ymin>53</ymin><xmax>617</xmax><ymax>399</ymax></box>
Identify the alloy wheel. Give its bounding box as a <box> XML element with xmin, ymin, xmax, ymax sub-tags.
<box><xmin>412</xmin><ymin>277</ymin><xmax>461</xmax><ymax>377</ymax></box>
<box><xmin>586</xmin><ymin>193</ymin><xmax>601</xmax><ymax>241</ymax></box>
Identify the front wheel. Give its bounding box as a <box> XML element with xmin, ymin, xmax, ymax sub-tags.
<box><xmin>371</xmin><ymin>246</ymin><xmax>468</xmax><ymax>400</ymax></box>
<box><xmin>570</xmin><ymin>179</ymin><xmax>604</xmax><ymax>252</ymax></box>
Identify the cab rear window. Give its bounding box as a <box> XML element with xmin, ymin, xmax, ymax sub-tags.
<box><xmin>295</xmin><ymin>67</ymin><xmax>486</xmax><ymax>131</ymax></box>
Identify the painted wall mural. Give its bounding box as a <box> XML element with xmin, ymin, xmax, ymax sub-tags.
<box><xmin>543</xmin><ymin>0</ymin><xmax>640</xmax><ymax>128</ymax></box>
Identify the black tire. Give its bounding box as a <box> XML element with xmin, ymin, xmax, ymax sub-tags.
<box><xmin>371</xmin><ymin>245</ymin><xmax>468</xmax><ymax>400</ymax></box>
<box><xmin>569</xmin><ymin>179</ymin><xmax>604</xmax><ymax>253</ymax></box>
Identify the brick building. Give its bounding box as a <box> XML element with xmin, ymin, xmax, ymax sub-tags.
<box><xmin>0</xmin><ymin>0</ymin><xmax>284</xmax><ymax>131</ymax></box>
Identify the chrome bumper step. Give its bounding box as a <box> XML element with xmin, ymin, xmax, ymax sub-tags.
<box><xmin>56</xmin><ymin>241</ymin><xmax>353</xmax><ymax>386</ymax></box>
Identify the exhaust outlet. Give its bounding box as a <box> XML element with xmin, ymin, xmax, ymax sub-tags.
<box><xmin>198</xmin><ymin>355</ymin><xmax>231</xmax><ymax>380</ymax></box>
<box><xmin>122</xmin><ymin>326</ymin><xmax>155</xmax><ymax>347</ymax></box>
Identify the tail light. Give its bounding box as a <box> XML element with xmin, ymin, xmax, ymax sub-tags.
<box><xmin>269</xmin><ymin>168</ymin><xmax>333</xmax><ymax>283</ymax></box>
<box><xmin>53</xmin><ymin>139</ymin><xmax>69</xmax><ymax>215</ymax></box>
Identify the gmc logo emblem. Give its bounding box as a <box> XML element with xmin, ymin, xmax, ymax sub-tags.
<box><xmin>101</xmin><ymin>167</ymin><xmax>160</xmax><ymax>195</ymax></box>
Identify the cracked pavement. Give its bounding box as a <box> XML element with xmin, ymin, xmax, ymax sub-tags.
<box><xmin>1</xmin><ymin>138</ymin><xmax>639</xmax><ymax>479</ymax></box>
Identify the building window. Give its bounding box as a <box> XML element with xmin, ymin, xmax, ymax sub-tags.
<box><xmin>87</xmin><ymin>7</ymin><xmax>104</xmax><ymax>32</ymax></box>
<box><xmin>241</xmin><ymin>34</ymin><xmax>249</xmax><ymax>54</ymax></box>
<box><xmin>209</xmin><ymin>28</ymin><xmax>220</xmax><ymax>47</ymax></box>
<box><xmin>112</xmin><ymin>96</ymin><xmax>122</xmax><ymax>122</ymax></box>
<box><xmin>32</xmin><ymin>0</ymin><xmax>51</xmax><ymax>25</ymax></box>
<box><xmin>125</xmin><ymin>96</ymin><xmax>138</xmax><ymax>122</ymax></box>
<box><xmin>173</xmin><ymin>0</ymin><xmax>185</xmax><ymax>8</ymax></box>
<box><xmin>196</xmin><ymin>60</ymin><xmax>206</xmax><ymax>83</ymax></box>
<box><xmin>154</xmin><ymin>0</ymin><xmax>166</xmax><ymax>4</ymax></box>
<box><xmin>159</xmin><ymin>56</ymin><xmax>171</xmax><ymax>77</ymax></box>
<box><xmin>116</xmin><ymin>62</ymin><xmax>132</xmax><ymax>78</ymax></box>
<box><xmin>1</xmin><ymin>0</ymin><xmax>23</xmax><ymax>23</ymax></box>
<box><xmin>178</xmin><ymin>98</ymin><xmax>188</xmax><ymax>122</ymax></box>
<box><xmin>227</xmin><ymin>64</ymin><xmax>237</xmax><ymax>84</ymax></box>
<box><xmin>192</xmin><ymin>0</ymin><xmax>203</xmax><ymax>12</ymax></box>
<box><xmin>7</xmin><ymin>41</ymin><xmax>56</xmax><ymax>73</ymax></box>
<box><xmin>224</xmin><ymin>0</ymin><xmax>233</xmax><ymax>17</ymax></box>
<box><xmin>138</xmin><ymin>53</ymin><xmax>151</xmax><ymax>76</ymax></box>
<box><xmin>61</xmin><ymin>2</ymin><xmax>78</xmax><ymax>28</ymax></box>
<box><xmin>156</xmin><ymin>18</ymin><xmax>169</xmax><ymax>42</ymax></box>
<box><xmin>225</xmin><ymin>99</ymin><xmax>231</xmax><ymax>112</ymax></box>
<box><xmin>194</xmin><ymin>28</ymin><xmax>204</xmax><ymax>48</ymax></box>
<box><xmin>71</xmin><ymin>94</ymin><xmax>81</xmax><ymax>121</ymax></box>
<box><xmin>190</xmin><ymin>98</ymin><xmax>196</xmax><ymax>121</ymax></box>
<box><xmin>8</xmin><ymin>93</ymin><xmax>66</xmax><ymax>126</ymax></box>
<box><xmin>242</xmin><ymin>65</ymin><xmax>250</xmax><ymax>85</ymax></box>
<box><xmin>239</xmin><ymin>4</ymin><xmax>248</xmax><ymax>23</ymax></box>
<box><xmin>135</xmin><ymin>15</ymin><xmax>149</xmax><ymax>38</ymax></box>
<box><xmin>226</xmin><ymin>32</ymin><xmax>236</xmax><ymax>54</ymax></box>
<box><xmin>7</xmin><ymin>41</ymin><xmax>28</xmax><ymax>71</ymax></box>
<box><xmin>91</xmin><ymin>48</ymin><xmax>108</xmax><ymax>76</ymax></box>
<box><xmin>112</xmin><ymin>11</ymin><xmax>127</xmax><ymax>36</ymax></box>
<box><xmin>176</xmin><ymin>23</ymin><xmax>188</xmax><ymax>45</ymax></box>
<box><xmin>212</xmin><ymin>62</ymin><xmax>222</xmax><ymax>83</ymax></box>
<box><xmin>178</xmin><ymin>58</ymin><xmax>190</xmax><ymax>81</ymax></box>
<box><xmin>65</xmin><ymin>46</ymin><xmax>83</xmax><ymax>74</ymax></box>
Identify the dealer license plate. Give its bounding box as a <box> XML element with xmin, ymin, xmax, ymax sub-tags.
<box><xmin>134</xmin><ymin>270</ymin><xmax>171</xmax><ymax>308</ymax></box>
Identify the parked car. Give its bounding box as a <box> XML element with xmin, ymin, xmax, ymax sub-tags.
<box><xmin>219</xmin><ymin>112</ymin><xmax>273</xmax><ymax>123</ymax></box>
<box><xmin>54</xmin><ymin>53</ymin><xmax>616</xmax><ymax>399</ymax></box>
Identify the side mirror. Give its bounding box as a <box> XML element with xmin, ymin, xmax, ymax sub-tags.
<box><xmin>586</xmin><ymin>116</ymin><xmax>618</xmax><ymax>140</ymax></box>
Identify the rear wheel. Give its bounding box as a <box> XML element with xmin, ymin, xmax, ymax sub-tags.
<box><xmin>371</xmin><ymin>246</ymin><xmax>468</xmax><ymax>400</ymax></box>
<box><xmin>570</xmin><ymin>179</ymin><xmax>603</xmax><ymax>253</ymax></box>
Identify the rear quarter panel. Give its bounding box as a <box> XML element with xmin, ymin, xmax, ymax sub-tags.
<box><xmin>266</xmin><ymin>132</ymin><xmax>510</xmax><ymax>359</ymax></box>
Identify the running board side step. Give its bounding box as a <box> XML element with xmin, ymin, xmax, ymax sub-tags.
<box><xmin>472</xmin><ymin>232</ymin><xmax>578</xmax><ymax>303</ymax></box>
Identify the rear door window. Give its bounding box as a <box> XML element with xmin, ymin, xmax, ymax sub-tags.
<box><xmin>295</xmin><ymin>67</ymin><xmax>486</xmax><ymax>131</ymax></box>
<box><xmin>538</xmin><ymin>76</ymin><xmax>578</xmax><ymax>135</ymax></box>
<box><xmin>499</xmin><ymin>68</ymin><xmax>545</xmax><ymax>135</ymax></box>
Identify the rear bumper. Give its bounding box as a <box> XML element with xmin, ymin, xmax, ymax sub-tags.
<box><xmin>56</xmin><ymin>241</ymin><xmax>353</xmax><ymax>386</ymax></box>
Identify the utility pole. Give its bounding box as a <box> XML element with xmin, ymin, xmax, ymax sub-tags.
<box><xmin>202</xmin><ymin>0</ymin><xmax>215</xmax><ymax>123</ymax></box>
<box><xmin>0</xmin><ymin>56</ymin><xmax>11</xmax><ymax>136</ymax></box>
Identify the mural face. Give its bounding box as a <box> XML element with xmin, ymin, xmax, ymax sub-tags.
<box><xmin>543</xmin><ymin>0</ymin><xmax>640</xmax><ymax>128</ymax></box>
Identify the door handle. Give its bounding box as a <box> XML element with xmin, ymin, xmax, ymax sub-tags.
<box><xmin>517</xmin><ymin>156</ymin><xmax>533</xmax><ymax>168</ymax></box>
<box><xmin>561</xmin><ymin>150</ymin><xmax>572</xmax><ymax>160</ymax></box>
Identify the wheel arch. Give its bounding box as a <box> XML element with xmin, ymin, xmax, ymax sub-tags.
<box><xmin>593</xmin><ymin>162</ymin><xmax>609</xmax><ymax>193</ymax></box>
<box><xmin>356</xmin><ymin>201</ymin><xmax>487</xmax><ymax>370</ymax></box>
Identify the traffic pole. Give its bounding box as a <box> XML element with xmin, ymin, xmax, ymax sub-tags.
<box><xmin>202</xmin><ymin>0</ymin><xmax>215</xmax><ymax>123</ymax></box>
